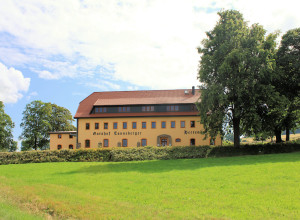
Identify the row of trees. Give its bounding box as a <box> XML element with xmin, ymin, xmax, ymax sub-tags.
<box><xmin>0</xmin><ymin>100</ymin><xmax>75</xmax><ymax>151</ymax></box>
<box><xmin>198</xmin><ymin>10</ymin><xmax>299</xmax><ymax>147</ymax></box>
<box><xmin>0</xmin><ymin>101</ymin><xmax>17</xmax><ymax>151</ymax></box>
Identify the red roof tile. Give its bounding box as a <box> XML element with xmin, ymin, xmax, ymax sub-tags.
<box><xmin>49</xmin><ymin>131</ymin><xmax>77</xmax><ymax>134</ymax></box>
<box><xmin>75</xmin><ymin>89</ymin><xmax>200</xmax><ymax>118</ymax></box>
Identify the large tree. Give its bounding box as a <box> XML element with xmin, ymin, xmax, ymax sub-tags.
<box><xmin>20</xmin><ymin>100</ymin><xmax>52</xmax><ymax>150</ymax></box>
<box><xmin>0</xmin><ymin>101</ymin><xmax>17</xmax><ymax>151</ymax></box>
<box><xmin>274</xmin><ymin>28</ymin><xmax>300</xmax><ymax>141</ymax></box>
<box><xmin>197</xmin><ymin>10</ymin><xmax>278</xmax><ymax>147</ymax></box>
<box><xmin>20</xmin><ymin>100</ymin><xmax>75</xmax><ymax>151</ymax></box>
<box><xmin>50</xmin><ymin>103</ymin><xmax>76</xmax><ymax>131</ymax></box>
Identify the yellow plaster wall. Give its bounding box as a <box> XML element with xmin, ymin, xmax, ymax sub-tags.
<box><xmin>77</xmin><ymin>116</ymin><xmax>222</xmax><ymax>148</ymax></box>
<box><xmin>50</xmin><ymin>133</ymin><xmax>76</xmax><ymax>150</ymax></box>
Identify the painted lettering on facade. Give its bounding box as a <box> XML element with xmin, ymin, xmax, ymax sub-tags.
<box><xmin>184</xmin><ymin>130</ymin><xmax>201</xmax><ymax>135</ymax></box>
<box><xmin>93</xmin><ymin>131</ymin><xmax>142</xmax><ymax>136</ymax></box>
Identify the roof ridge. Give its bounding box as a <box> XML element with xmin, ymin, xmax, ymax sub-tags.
<box><xmin>91</xmin><ymin>88</ymin><xmax>198</xmax><ymax>93</ymax></box>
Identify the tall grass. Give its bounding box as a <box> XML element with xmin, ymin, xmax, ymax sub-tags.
<box><xmin>0</xmin><ymin>200</ymin><xmax>43</xmax><ymax>220</ymax></box>
<box><xmin>0</xmin><ymin>152</ymin><xmax>299</xmax><ymax>219</ymax></box>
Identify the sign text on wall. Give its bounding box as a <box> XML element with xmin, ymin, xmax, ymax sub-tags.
<box><xmin>93</xmin><ymin>131</ymin><xmax>142</xmax><ymax>136</ymax></box>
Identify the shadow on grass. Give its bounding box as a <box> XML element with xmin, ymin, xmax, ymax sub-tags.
<box><xmin>58</xmin><ymin>152</ymin><xmax>300</xmax><ymax>175</ymax></box>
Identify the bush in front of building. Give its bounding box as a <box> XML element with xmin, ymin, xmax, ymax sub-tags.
<box><xmin>0</xmin><ymin>146</ymin><xmax>210</xmax><ymax>164</ymax></box>
<box><xmin>0</xmin><ymin>149</ymin><xmax>112</xmax><ymax>165</ymax></box>
<box><xmin>0</xmin><ymin>143</ymin><xmax>299</xmax><ymax>165</ymax></box>
<box><xmin>110</xmin><ymin>145</ymin><xmax>211</xmax><ymax>162</ymax></box>
<box><xmin>207</xmin><ymin>142</ymin><xmax>300</xmax><ymax>157</ymax></box>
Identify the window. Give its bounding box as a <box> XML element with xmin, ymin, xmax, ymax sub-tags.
<box><xmin>180</xmin><ymin>121</ymin><xmax>185</xmax><ymax>128</ymax></box>
<box><xmin>85</xmin><ymin>139</ymin><xmax>90</xmax><ymax>148</ymax></box>
<box><xmin>171</xmin><ymin>121</ymin><xmax>175</xmax><ymax>128</ymax></box>
<box><xmin>142</xmin><ymin>106</ymin><xmax>154</xmax><ymax>112</ymax></box>
<box><xmin>95</xmin><ymin>123</ymin><xmax>99</xmax><ymax>129</ymax></box>
<box><xmin>104</xmin><ymin>139</ymin><xmax>109</xmax><ymax>147</ymax></box>
<box><xmin>58</xmin><ymin>134</ymin><xmax>62</xmax><ymax>139</ymax></box>
<box><xmin>119</xmin><ymin>106</ymin><xmax>130</xmax><ymax>112</ymax></box>
<box><xmin>69</xmin><ymin>144</ymin><xmax>73</xmax><ymax>149</ymax></box>
<box><xmin>123</xmin><ymin>122</ymin><xmax>127</xmax><ymax>129</ymax></box>
<box><xmin>161</xmin><ymin>121</ymin><xmax>166</xmax><ymax>128</ymax></box>
<box><xmin>122</xmin><ymin>139</ymin><xmax>128</xmax><ymax>147</ymax></box>
<box><xmin>132</xmin><ymin>122</ymin><xmax>137</xmax><ymax>129</ymax></box>
<box><xmin>104</xmin><ymin>123</ymin><xmax>108</xmax><ymax>129</ymax></box>
<box><xmin>190</xmin><ymin>139</ymin><xmax>195</xmax><ymax>146</ymax></box>
<box><xmin>175</xmin><ymin>138</ymin><xmax>181</xmax><ymax>142</ymax></box>
<box><xmin>141</xmin><ymin>139</ymin><xmax>147</xmax><ymax>146</ymax></box>
<box><xmin>167</xmin><ymin>105</ymin><xmax>179</xmax><ymax>111</ymax></box>
<box><xmin>113</xmin><ymin>122</ymin><xmax>118</xmax><ymax>129</ymax></box>
<box><xmin>190</xmin><ymin>121</ymin><xmax>195</xmax><ymax>128</ymax></box>
<box><xmin>210</xmin><ymin>139</ymin><xmax>215</xmax><ymax>146</ymax></box>
<box><xmin>57</xmin><ymin>145</ymin><xmax>62</xmax><ymax>150</ymax></box>
<box><xmin>69</xmin><ymin>134</ymin><xmax>73</xmax><ymax>139</ymax></box>
<box><xmin>151</xmin><ymin>121</ymin><xmax>156</xmax><ymax>129</ymax></box>
<box><xmin>86</xmin><ymin>123</ymin><xmax>90</xmax><ymax>130</ymax></box>
<box><xmin>142</xmin><ymin>122</ymin><xmax>146</xmax><ymax>129</ymax></box>
<box><xmin>95</xmin><ymin>107</ymin><xmax>107</xmax><ymax>113</ymax></box>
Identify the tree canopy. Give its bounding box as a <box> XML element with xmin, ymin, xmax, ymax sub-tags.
<box><xmin>20</xmin><ymin>100</ymin><xmax>75</xmax><ymax>151</ymax></box>
<box><xmin>274</xmin><ymin>28</ymin><xmax>300</xmax><ymax>141</ymax></box>
<box><xmin>197</xmin><ymin>10</ymin><xmax>278</xmax><ymax>147</ymax></box>
<box><xmin>0</xmin><ymin>101</ymin><xmax>17</xmax><ymax>151</ymax></box>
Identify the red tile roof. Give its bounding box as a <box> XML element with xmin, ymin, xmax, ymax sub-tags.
<box><xmin>75</xmin><ymin>89</ymin><xmax>200</xmax><ymax>118</ymax></box>
<box><xmin>49</xmin><ymin>131</ymin><xmax>77</xmax><ymax>134</ymax></box>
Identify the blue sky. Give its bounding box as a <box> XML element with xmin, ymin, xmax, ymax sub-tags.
<box><xmin>1</xmin><ymin>0</ymin><xmax>299</xmax><ymax>149</ymax></box>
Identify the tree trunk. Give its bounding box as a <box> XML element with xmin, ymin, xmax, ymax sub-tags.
<box><xmin>233</xmin><ymin>117</ymin><xmax>240</xmax><ymax>147</ymax></box>
<box><xmin>275</xmin><ymin>128</ymin><xmax>282</xmax><ymax>143</ymax></box>
<box><xmin>286</xmin><ymin>128</ymin><xmax>290</xmax><ymax>141</ymax></box>
<box><xmin>34</xmin><ymin>136</ymin><xmax>37</xmax><ymax>150</ymax></box>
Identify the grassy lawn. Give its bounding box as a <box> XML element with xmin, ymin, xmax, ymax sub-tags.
<box><xmin>0</xmin><ymin>199</ymin><xmax>43</xmax><ymax>220</ymax></box>
<box><xmin>0</xmin><ymin>152</ymin><xmax>299</xmax><ymax>219</ymax></box>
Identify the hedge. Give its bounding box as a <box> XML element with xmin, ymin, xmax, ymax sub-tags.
<box><xmin>0</xmin><ymin>143</ymin><xmax>299</xmax><ymax>165</ymax></box>
<box><xmin>207</xmin><ymin>142</ymin><xmax>300</xmax><ymax>157</ymax></box>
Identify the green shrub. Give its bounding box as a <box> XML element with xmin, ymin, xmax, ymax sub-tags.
<box><xmin>0</xmin><ymin>143</ymin><xmax>299</xmax><ymax>165</ymax></box>
<box><xmin>207</xmin><ymin>143</ymin><xmax>300</xmax><ymax>157</ymax></box>
<box><xmin>110</xmin><ymin>146</ymin><xmax>210</xmax><ymax>162</ymax></box>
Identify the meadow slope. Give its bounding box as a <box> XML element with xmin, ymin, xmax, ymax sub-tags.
<box><xmin>0</xmin><ymin>152</ymin><xmax>299</xmax><ymax>219</ymax></box>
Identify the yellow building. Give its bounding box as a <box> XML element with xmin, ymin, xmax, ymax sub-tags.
<box><xmin>50</xmin><ymin>88</ymin><xmax>221</xmax><ymax>150</ymax></box>
<box><xmin>49</xmin><ymin>131</ymin><xmax>76</xmax><ymax>150</ymax></box>
<box><xmin>69</xmin><ymin>87</ymin><xmax>221</xmax><ymax>150</ymax></box>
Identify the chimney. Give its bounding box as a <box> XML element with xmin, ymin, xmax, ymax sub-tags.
<box><xmin>192</xmin><ymin>86</ymin><xmax>195</xmax><ymax>95</ymax></box>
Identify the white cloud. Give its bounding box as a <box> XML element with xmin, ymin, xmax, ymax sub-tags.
<box><xmin>37</xmin><ymin>70</ymin><xmax>60</xmax><ymax>80</ymax></box>
<box><xmin>84</xmin><ymin>80</ymin><xmax>121</xmax><ymax>91</ymax></box>
<box><xmin>0</xmin><ymin>62</ymin><xmax>30</xmax><ymax>103</ymax></box>
<box><xmin>26</xmin><ymin>91</ymin><xmax>38</xmax><ymax>100</ymax></box>
<box><xmin>0</xmin><ymin>0</ymin><xmax>299</xmax><ymax>90</ymax></box>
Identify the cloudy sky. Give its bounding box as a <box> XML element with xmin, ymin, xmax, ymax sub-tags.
<box><xmin>1</xmin><ymin>0</ymin><xmax>299</xmax><ymax>147</ymax></box>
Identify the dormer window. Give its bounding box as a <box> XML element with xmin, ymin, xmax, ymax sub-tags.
<box><xmin>191</xmin><ymin>104</ymin><xmax>198</xmax><ymax>111</ymax></box>
<box><xmin>142</xmin><ymin>106</ymin><xmax>154</xmax><ymax>111</ymax></box>
<box><xmin>167</xmin><ymin>105</ymin><xmax>179</xmax><ymax>111</ymax></box>
<box><xmin>95</xmin><ymin>107</ymin><xmax>107</xmax><ymax>113</ymax></box>
<box><xmin>118</xmin><ymin>106</ymin><xmax>130</xmax><ymax>112</ymax></box>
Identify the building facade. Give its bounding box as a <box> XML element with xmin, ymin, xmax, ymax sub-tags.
<box><xmin>50</xmin><ymin>88</ymin><xmax>221</xmax><ymax>150</ymax></box>
<box><xmin>49</xmin><ymin>131</ymin><xmax>77</xmax><ymax>150</ymax></box>
<box><xmin>76</xmin><ymin>88</ymin><xmax>221</xmax><ymax>149</ymax></box>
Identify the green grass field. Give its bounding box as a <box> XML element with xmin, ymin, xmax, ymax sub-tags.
<box><xmin>0</xmin><ymin>152</ymin><xmax>299</xmax><ymax>219</ymax></box>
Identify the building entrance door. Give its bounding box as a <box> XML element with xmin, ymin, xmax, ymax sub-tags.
<box><xmin>160</xmin><ymin>137</ymin><xmax>168</xmax><ymax>146</ymax></box>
